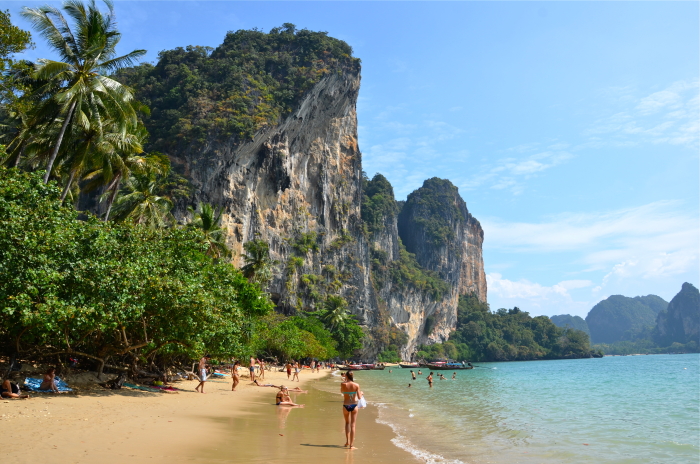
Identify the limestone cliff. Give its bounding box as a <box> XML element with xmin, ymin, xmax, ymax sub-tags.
<box><xmin>126</xmin><ymin>34</ymin><xmax>487</xmax><ymax>359</ymax></box>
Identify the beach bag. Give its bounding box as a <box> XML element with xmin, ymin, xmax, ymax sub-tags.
<box><xmin>357</xmin><ymin>396</ymin><xmax>367</xmax><ymax>409</ymax></box>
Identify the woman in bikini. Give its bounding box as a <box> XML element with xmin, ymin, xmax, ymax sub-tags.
<box><xmin>40</xmin><ymin>367</ymin><xmax>59</xmax><ymax>393</ymax></box>
<box><xmin>231</xmin><ymin>361</ymin><xmax>240</xmax><ymax>391</ymax></box>
<box><xmin>340</xmin><ymin>371</ymin><xmax>363</xmax><ymax>449</ymax></box>
<box><xmin>292</xmin><ymin>362</ymin><xmax>300</xmax><ymax>382</ymax></box>
<box><xmin>275</xmin><ymin>386</ymin><xmax>304</xmax><ymax>407</ymax></box>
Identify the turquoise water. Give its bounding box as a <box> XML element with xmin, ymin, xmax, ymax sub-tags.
<box><xmin>339</xmin><ymin>354</ymin><xmax>699</xmax><ymax>464</ymax></box>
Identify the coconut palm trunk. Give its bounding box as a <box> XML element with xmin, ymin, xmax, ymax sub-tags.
<box><xmin>103</xmin><ymin>172</ymin><xmax>121</xmax><ymax>221</ymax></box>
<box><xmin>43</xmin><ymin>100</ymin><xmax>76</xmax><ymax>184</ymax></box>
<box><xmin>60</xmin><ymin>169</ymin><xmax>77</xmax><ymax>202</ymax></box>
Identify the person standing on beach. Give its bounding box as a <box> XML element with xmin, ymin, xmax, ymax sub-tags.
<box><xmin>340</xmin><ymin>371</ymin><xmax>363</xmax><ymax>449</ymax></box>
<box><xmin>427</xmin><ymin>372</ymin><xmax>433</xmax><ymax>387</ymax></box>
<box><xmin>195</xmin><ymin>354</ymin><xmax>211</xmax><ymax>393</ymax></box>
<box><xmin>231</xmin><ymin>361</ymin><xmax>241</xmax><ymax>391</ymax></box>
<box><xmin>286</xmin><ymin>361</ymin><xmax>292</xmax><ymax>380</ymax></box>
<box><xmin>292</xmin><ymin>362</ymin><xmax>300</xmax><ymax>382</ymax></box>
<box><xmin>258</xmin><ymin>359</ymin><xmax>265</xmax><ymax>380</ymax></box>
<box><xmin>249</xmin><ymin>356</ymin><xmax>256</xmax><ymax>382</ymax></box>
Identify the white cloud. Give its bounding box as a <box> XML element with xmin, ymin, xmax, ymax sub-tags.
<box><xmin>586</xmin><ymin>80</ymin><xmax>699</xmax><ymax>148</ymax></box>
<box><xmin>483</xmin><ymin>201</ymin><xmax>699</xmax><ymax>288</ymax></box>
<box><xmin>487</xmin><ymin>273</ymin><xmax>593</xmax><ymax>316</ymax></box>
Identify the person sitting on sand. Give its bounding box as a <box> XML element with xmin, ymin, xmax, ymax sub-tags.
<box><xmin>275</xmin><ymin>386</ymin><xmax>304</xmax><ymax>407</ymax></box>
<box><xmin>40</xmin><ymin>367</ymin><xmax>60</xmax><ymax>393</ymax></box>
<box><xmin>427</xmin><ymin>372</ymin><xmax>433</xmax><ymax>387</ymax></box>
<box><xmin>1</xmin><ymin>379</ymin><xmax>29</xmax><ymax>399</ymax></box>
<box><xmin>231</xmin><ymin>361</ymin><xmax>241</xmax><ymax>391</ymax></box>
<box><xmin>195</xmin><ymin>354</ymin><xmax>211</xmax><ymax>393</ymax></box>
<box><xmin>341</xmin><ymin>371</ymin><xmax>363</xmax><ymax>449</ymax></box>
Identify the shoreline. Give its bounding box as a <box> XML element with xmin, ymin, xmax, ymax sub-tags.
<box><xmin>0</xmin><ymin>368</ymin><xmax>419</xmax><ymax>463</ymax></box>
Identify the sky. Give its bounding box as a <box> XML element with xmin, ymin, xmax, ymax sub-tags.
<box><xmin>5</xmin><ymin>1</ymin><xmax>699</xmax><ymax>318</ymax></box>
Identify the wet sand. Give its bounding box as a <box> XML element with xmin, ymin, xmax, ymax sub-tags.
<box><xmin>197</xmin><ymin>375</ymin><xmax>421</xmax><ymax>464</ymax></box>
<box><xmin>0</xmin><ymin>369</ymin><xmax>418</xmax><ymax>464</ymax></box>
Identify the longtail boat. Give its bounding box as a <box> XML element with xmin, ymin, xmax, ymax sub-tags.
<box><xmin>419</xmin><ymin>361</ymin><xmax>474</xmax><ymax>370</ymax></box>
<box><xmin>399</xmin><ymin>362</ymin><xmax>420</xmax><ymax>368</ymax></box>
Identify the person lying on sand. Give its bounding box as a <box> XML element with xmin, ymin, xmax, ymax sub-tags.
<box><xmin>275</xmin><ymin>386</ymin><xmax>304</xmax><ymax>407</ymax></box>
<box><xmin>40</xmin><ymin>367</ymin><xmax>60</xmax><ymax>393</ymax></box>
<box><xmin>254</xmin><ymin>380</ymin><xmax>307</xmax><ymax>392</ymax></box>
<box><xmin>1</xmin><ymin>379</ymin><xmax>29</xmax><ymax>399</ymax></box>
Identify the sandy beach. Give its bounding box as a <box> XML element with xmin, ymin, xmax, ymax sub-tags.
<box><xmin>0</xmin><ymin>367</ymin><xmax>419</xmax><ymax>464</ymax></box>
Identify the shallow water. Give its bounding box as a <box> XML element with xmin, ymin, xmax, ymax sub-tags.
<box><xmin>340</xmin><ymin>354</ymin><xmax>699</xmax><ymax>464</ymax></box>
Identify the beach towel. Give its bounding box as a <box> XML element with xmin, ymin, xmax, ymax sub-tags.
<box><xmin>24</xmin><ymin>377</ymin><xmax>73</xmax><ymax>392</ymax></box>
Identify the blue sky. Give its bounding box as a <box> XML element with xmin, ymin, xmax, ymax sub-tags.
<box><xmin>5</xmin><ymin>1</ymin><xmax>698</xmax><ymax>318</ymax></box>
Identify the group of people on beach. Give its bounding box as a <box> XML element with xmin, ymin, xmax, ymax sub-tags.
<box><xmin>1</xmin><ymin>367</ymin><xmax>64</xmax><ymax>399</ymax></box>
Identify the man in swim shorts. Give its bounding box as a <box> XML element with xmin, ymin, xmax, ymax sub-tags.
<box><xmin>195</xmin><ymin>354</ymin><xmax>211</xmax><ymax>393</ymax></box>
<box><xmin>249</xmin><ymin>356</ymin><xmax>256</xmax><ymax>382</ymax></box>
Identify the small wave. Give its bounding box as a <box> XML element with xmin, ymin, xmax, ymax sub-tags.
<box><xmin>375</xmin><ymin>404</ymin><xmax>467</xmax><ymax>464</ymax></box>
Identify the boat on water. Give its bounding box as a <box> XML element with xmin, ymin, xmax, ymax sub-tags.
<box><xmin>419</xmin><ymin>361</ymin><xmax>474</xmax><ymax>370</ymax></box>
<box><xmin>342</xmin><ymin>363</ymin><xmax>386</xmax><ymax>370</ymax></box>
<box><xmin>399</xmin><ymin>362</ymin><xmax>420</xmax><ymax>368</ymax></box>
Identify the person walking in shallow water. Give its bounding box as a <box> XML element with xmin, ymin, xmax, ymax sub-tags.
<box><xmin>341</xmin><ymin>371</ymin><xmax>363</xmax><ymax>449</ymax></box>
<box><xmin>427</xmin><ymin>372</ymin><xmax>433</xmax><ymax>387</ymax></box>
<box><xmin>410</xmin><ymin>370</ymin><xmax>416</xmax><ymax>380</ymax></box>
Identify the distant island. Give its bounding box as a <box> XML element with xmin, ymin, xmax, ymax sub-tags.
<box><xmin>550</xmin><ymin>283</ymin><xmax>699</xmax><ymax>355</ymax></box>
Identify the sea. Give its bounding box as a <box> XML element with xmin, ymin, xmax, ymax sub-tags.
<box><xmin>329</xmin><ymin>354</ymin><xmax>699</xmax><ymax>464</ymax></box>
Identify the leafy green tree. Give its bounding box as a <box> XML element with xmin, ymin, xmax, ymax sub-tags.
<box><xmin>242</xmin><ymin>239</ymin><xmax>278</xmax><ymax>286</ymax></box>
<box><xmin>20</xmin><ymin>0</ymin><xmax>146</xmax><ymax>184</ymax></box>
<box><xmin>0</xmin><ymin>10</ymin><xmax>32</xmax><ymax>72</ymax></box>
<box><xmin>111</xmin><ymin>170</ymin><xmax>175</xmax><ymax>229</ymax></box>
<box><xmin>0</xmin><ymin>167</ymin><xmax>272</xmax><ymax>375</ymax></box>
<box><xmin>188</xmin><ymin>202</ymin><xmax>229</xmax><ymax>259</ymax></box>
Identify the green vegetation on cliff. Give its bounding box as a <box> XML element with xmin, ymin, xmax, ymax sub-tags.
<box><xmin>361</xmin><ymin>173</ymin><xmax>398</xmax><ymax>235</ymax></box>
<box><xmin>416</xmin><ymin>294</ymin><xmax>598</xmax><ymax>362</ymax></box>
<box><xmin>550</xmin><ymin>314</ymin><xmax>590</xmax><ymax>336</ymax></box>
<box><xmin>117</xmin><ymin>23</ymin><xmax>359</xmax><ymax>152</ymax></box>
<box><xmin>585</xmin><ymin>295</ymin><xmax>659</xmax><ymax>344</ymax></box>
<box><xmin>398</xmin><ymin>177</ymin><xmax>464</xmax><ymax>247</ymax></box>
<box><xmin>653</xmin><ymin>283</ymin><xmax>699</xmax><ymax>347</ymax></box>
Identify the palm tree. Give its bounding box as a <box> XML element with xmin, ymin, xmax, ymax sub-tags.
<box><xmin>188</xmin><ymin>202</ymin><xmax>230</xmax><ymax>259</ymax></box>
<box><xmin>20</xmin><ymin>0</ymin><xmax>146</xmax><ymax>184</ymax></box>
<box><xmin>321</xmin><ymin>296</ymin><xmax>350</xmax><ymax>330</ymax></box>
<box><xmin>82</xmin><ymin>121</ymin><xmax>156</xmax><ymax>220</ymax></box>
<box><xmin>242</xmin><ymin>239</ymin><xmax>277</xmax><ymax>286</ymax></box>
<box><xmin>111</xmin><ymin>170</ymin><xmax>175</xmax><ymax>229</ymax></box>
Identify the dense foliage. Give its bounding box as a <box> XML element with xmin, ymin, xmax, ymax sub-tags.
<box><xmin>0</xmin><ymin>167</ymin><xmax>273</xmax><ymax>372</ymax></box>
<box><xmin>585</xmin><ymin>295</ymin><xmax>658</xmax><ymax>344</ymax></box>
<box><xmin>116</xmin><ymin>23</ymin><xmax>359</xmax><ymax>152</ymax></box>
<box><xmin>361</xmin><ymin>173</ymin><xmax>398</xmax><ymax>235</ymax></box>
<box><xmin>398</xmin><ymin>177</ymin><xmax>464</xmax><ymax>247</ymax></box>
<box><xmin>550</xmin><ymin>314</ymin><xmax>590</xmax><ymax>336</ymax></box>
<box><xmin>416</xmin><ymin>294</ymin><xmax>598</xmax><ymax>362</ymax></box>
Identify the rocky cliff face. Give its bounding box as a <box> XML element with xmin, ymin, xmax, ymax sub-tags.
<box><xmin>654</xmin><ymin>283</ymin><xmax>699</xmax><ymax>346</ymax></box>
<box><xmin>166</xmin><ymin>66</ymin><xmax>486</xmax><ymax>358</ymax></box>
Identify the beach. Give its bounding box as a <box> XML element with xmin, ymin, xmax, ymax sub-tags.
<box><xmin>0</xmin><ymin>367</ymin><xmax>418</xmax><ymax>464</ymax></box>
